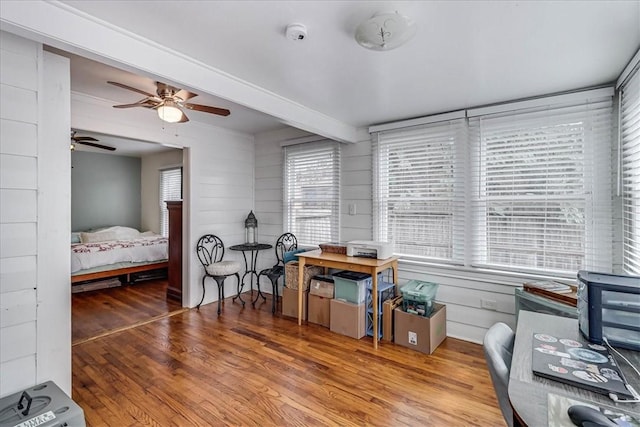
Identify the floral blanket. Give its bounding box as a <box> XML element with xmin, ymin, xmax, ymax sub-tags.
<box><xmin>71</xmin><ymin>235</ymin><xmax>168</xmax><ymax>273</ymax></box>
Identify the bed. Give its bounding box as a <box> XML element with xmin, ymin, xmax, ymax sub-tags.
<box><xmin>71</xmin><ymin>226</ymin><xmax>169</xmax><ymax>285</ymax></box>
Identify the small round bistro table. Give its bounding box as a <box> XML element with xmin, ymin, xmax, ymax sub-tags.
<box><xmin>228</xmin><ymin>243</ymin><xmax>272</xmax><ymax>305</ymax></box>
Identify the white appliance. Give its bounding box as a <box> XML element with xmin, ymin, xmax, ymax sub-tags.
<box><xmin>346</xmin><ymin>240</ymin><xmax>394</xmax><ymax>260</ymax></box>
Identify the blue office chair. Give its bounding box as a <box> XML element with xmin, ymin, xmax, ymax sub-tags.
<box><xmin>256</xmin><ymin>232</ymin><xmax>297</xmax><ymax>313</ymax></box>
<box><xmin>483</xmin><ymin>322</ymin><xmax>515</xmax><ymax>427</ymax></box>
<box><xmin>196</xmin><ymin>234</ymin><xmax>242</xmax><ymax>316</ymax></box>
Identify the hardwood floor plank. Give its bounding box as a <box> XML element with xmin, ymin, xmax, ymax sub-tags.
<box><xmin>72</xmin><ymin>279</ymin><xmax>182</xmax><ymax>344</ymax></box>
<box><xmin>72</xmin><ymin>292</ymin><xmax>505</xmax><ymax>426</ymax></box>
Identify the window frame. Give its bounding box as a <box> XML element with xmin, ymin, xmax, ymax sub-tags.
<box><xmin>372</xmin><ymin>116</ymin><xmax>468</xmax><ymax>265</ymax></box>
<box><xmin>283</xmin><ymin>140</ymin><xmax>341</xmax><ymax>246</ymax></box>
<box><xmin>372</xmin><ymin>88</ymin><xmax>615</xmax><ymax>277</ymax></box>
<box><xmin>159</xmin><ymin>166</ymin><xmax>182</xmax><ymax>237</ymax></box>
<box><xmin>619</xmin><ymin>64</ymin><xmax>640</xmax><ymax>275</ymax></box>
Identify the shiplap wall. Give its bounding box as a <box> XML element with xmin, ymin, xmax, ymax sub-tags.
<box><xmin>1</xmin><ymin>34</ymin><xmax>256</xmax><ymax>395</ymax></box>
<box><xmin>253</xmin><ymin>119</ymin><xmax>630</xmax><ymax>344</ymax></box>
<box><xmin>1</xmin><ymin>32</ymin><xmax>71</xmax><ymax>396</ymax></box>
<box><xmin>253</xmin><ymin>133</ymin><xmax>526</xmax><ymax>344</ymax></box>
<box><xmin>0</xmin><ymin>32</ymin><xmax>38</xmax><ymax>396</ymax></box>
<box><xmin>254</xmin><ymin>128</ymin><xmax>308</xmax><ymax>275</ymax></box>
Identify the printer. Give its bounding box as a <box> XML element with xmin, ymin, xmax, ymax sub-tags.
<box><xmin>346</xmin><ymin>240</ymin><xmax>394</xmax><ymax>260</ymax></box>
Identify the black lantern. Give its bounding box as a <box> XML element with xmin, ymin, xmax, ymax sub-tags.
<box><xmin>245</xmin><ymin>211</ymin><xmax>258</xmax><ymax>245</ymax></box>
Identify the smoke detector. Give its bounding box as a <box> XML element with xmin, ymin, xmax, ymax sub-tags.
<box><xmin>285</xmin><ymin>23</ymin><xmax>307</xmax><ymax>41</ymax></box>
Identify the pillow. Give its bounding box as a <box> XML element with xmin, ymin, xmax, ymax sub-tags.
<box><xmin>71</xmin><ymin>232</ymin><xmax>81</xmax><ymax>244</ymax></box>
<box><xmin>80</xmin><ymin>230</ymin><xmax>118</xmax><ymax>244</ymax></box>
<box><xmin>112</xmin><ymin>226</ymin><xmax>140</xmax><ymax>240</ymax></box>
<box><xmin>284</xmin><ymin>248</ymin><xmax>307</xmax><ymax>264</ymax></box>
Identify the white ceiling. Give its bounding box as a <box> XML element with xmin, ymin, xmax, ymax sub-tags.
<box><xmin>6</xmin><ymin>1</ymin><xmax>640</xmax><ymax>140</ymax></box>
<box><xmin>53</xmin><ymin>49</ymin><xmax>287</xmax><ymax>136</ymax></box>
<box><xmin>71</xmin><ymin>129</ymin><xmax>178</xmax><ymax>157</ymax></box>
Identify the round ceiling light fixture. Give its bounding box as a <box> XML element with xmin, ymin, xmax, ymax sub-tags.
<box><xmin>157</xmin><ymin>100</ymin><xmax>183</xmax><ymax>123</ymax></box>
<box><xmin>355</xmin><ymin>11</ymin><xmax>416</xmax><ymax>51</ymax></box>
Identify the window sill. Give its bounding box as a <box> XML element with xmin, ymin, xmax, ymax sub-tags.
<box><xmin>397</xmin><ymin>257</ymin><xmax>577</xmax><ymax>287</ymax></box>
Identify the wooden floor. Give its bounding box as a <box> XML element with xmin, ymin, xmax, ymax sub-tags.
<box><xmin>72</xmin><ymin>288</ymin><xmax>505</xmax><ymax>426</ymax></box>
<box><xmin>72</xmin><ymin>279</ymin><xmax>183</xmax><ymax>344</ymax></box>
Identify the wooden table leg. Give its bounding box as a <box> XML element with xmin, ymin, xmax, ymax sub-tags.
<box><xmin>297</xmin><ymin>257</ymin><xmax>305</xmax><ymax>326</ymax></box>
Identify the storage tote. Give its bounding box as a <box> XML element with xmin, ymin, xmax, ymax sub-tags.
<box><xmin>401</xmin><ymin>280</ymin><xmax>438</xmax><ymax>317</ymax></box>
<box><xmin>333</xmin><ymin>271</ymin><xmax>371</xmax><ymax>304</ymax></box>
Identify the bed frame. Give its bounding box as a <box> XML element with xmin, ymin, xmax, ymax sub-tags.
<box><xmin>71</xmin><ymin>261</ymin><xmax>169</xmax><ymax>284</ymax></box>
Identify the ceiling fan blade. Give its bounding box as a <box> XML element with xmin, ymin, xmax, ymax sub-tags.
<box><xmin>175</xmin><ymin>89</ymin><xmax>197</xmax><ymax>101</ymax></box>
<box><xmin>76</xmin><ymin>141</ymin><xmax>116</xmax><ymax>151</ymax></box>
<box><xmin>72</xmin><ymin>136</ymin><xmax>99</xmax><ymax>142</ymax></box>
<box><xmin>113</xmin><ymin>99</ymin><xmax>160</xmax><ymax>109</ymax></box>
<box><xmin>184</xmin><ymin>103</ymin><xmax>230</xmax><ymax>117</ymax></box>
<box><xmin>178</xmin><ymin>111</ymin><xmax>189</xmax><ymax>123</ymax></box>
<box><xmin>107</xmin><ymin>81</ymin><xmax>156</xmax><ymax>98</ymax></box>
<box><xmin>113</xmin><ymin>102</ymin><xmax>147</xmax><ymax>109</ymax></box>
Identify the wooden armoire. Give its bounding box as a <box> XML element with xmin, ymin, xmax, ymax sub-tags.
<box><xmin>166</xmin><ymin>200</ymin><xmax>182</xmax><ymax>301</ymax></box>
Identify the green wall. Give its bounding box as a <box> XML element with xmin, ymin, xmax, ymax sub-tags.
<box><xmin>71</xmin><ymin>151</ymin><xmax>141</xmax><ymax>231</ymax></box>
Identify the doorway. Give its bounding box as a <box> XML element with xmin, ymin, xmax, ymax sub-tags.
<box><xmin>70</xmin><ymin>131</ymin><xmax>186</xmax><ymax>344</ymax></box>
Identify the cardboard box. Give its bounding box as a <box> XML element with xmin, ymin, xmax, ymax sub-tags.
<box><xmin>282</xmin><ymin>286</ymin><xmax>307</xmax><ymax>320</ymax></box>
<box><xmin>309</xmin><ymin>276</ymin><xmax>335</xmax><ymax>298</ymax></box>
<box><xmin>330</xmin><ymin>299</ymin><xmax>365</xmax><ymax>339</ymax></box>
<box><xmin>308</xmin><ymin>294</ymin><xmax>331</xmax><ymax>328</ymax></box>
<box><xmin>285</xmin><ymin>262</ymin><xmax>323</xmax><ymax>290</ymax></box>
<box><xmin>382</xmin><ymin>295</ymin><xmax>403</xmax><ymax>342</ymax></box>
<box><xmin>394</xmin><ymin>303</ymin><xmax>447</xmax><ymax>354</ymax></box>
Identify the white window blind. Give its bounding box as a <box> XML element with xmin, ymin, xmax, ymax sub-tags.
<box><xmin>284</xmin><ymin>140</ymin><xmax>340</xmax><ymax>246</ymax></box>
<box><xmin>160</xmin><ymin>167</ymin><xmax>182</xmax><ymax>237</ymax></box>
<box><xmin>620</xmin><ymin>66</ymin><xmax>640</xmax><ymax>275</ymax></box>
<box><xmin>470</xmin><ymin>96</ymin><xmax>613</xmax><ymax>275</ymax></box>
<box><xmin>373</xmin><ymin>118</ymin><xmax>467</xmax><ymax>263</ymax></box>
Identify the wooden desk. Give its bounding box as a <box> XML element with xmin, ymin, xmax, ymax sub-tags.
<box><xmin>296</xmin><ymin>250</ymin><xmax>399</xmax><ymax>349</ymax></box>
<box><xmin>509</xmin><ymin>311</ymin><xmax>640</xmax><ymax>426</ymax></box>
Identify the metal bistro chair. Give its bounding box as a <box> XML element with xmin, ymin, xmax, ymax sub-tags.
<box><xmin>256</xmin><ymin>232</ymin><xmax>297</xmax><ymax>313</ymax></box>
<box><xmin>196</xmin><ymin>234</ymin><xmax>243</xmax><ymax>316</ymax></box>
<box><xmin>483</xmin><ymin>322</ymin><xmax>516</xmax><ymax>427</ymax></box>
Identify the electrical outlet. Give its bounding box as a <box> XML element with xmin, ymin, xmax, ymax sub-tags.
<box><xmin>481</xmin><ymin>299</ymin><xmax>497</xmax><ymax>310</ymax></box>
<box><xmin>408</xmin><ymin>331</ymin><xmax>418</xmax><ymax>345</ymax></box>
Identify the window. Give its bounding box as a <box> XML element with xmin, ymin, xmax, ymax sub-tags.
<box><xmin>470</xmin><ymin>96</ymin><xmax>613</xmax><ymax>275</ymax></box>
<box><xmin>373</xmin><ymin>116</ymin><xmax>467</xmax><ymax>263</ymax></box>
<box><xmin>160</xmin><ymin>167</ymin><xmax>182</xmax><ymax>237</ymax></box>
<box><xmin>372</xmin><ymin>88</ymin><xmax>614</xmax><ymax>276</ymax></box>
<box><xmin>620</xmin><ymin>65</ymin><xmax>640</xmax><ymax>275</ymax></box>
<box><xmin>284</xmin><ymin>140</ymin><xmax>340</xmax><ymax>246</ymax></box>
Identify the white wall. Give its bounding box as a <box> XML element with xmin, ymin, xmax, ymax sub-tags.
<box><xmin>141</xmin><ymin>149</ymin><xmax>183</xmax><ymax>234</ymax></box>
<box><xmin>0</xmin><ymin>32</ymin><xmax>71</xmax><ymax>396</ymax></box>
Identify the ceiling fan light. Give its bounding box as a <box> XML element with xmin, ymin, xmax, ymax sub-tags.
<box><xmin>157</xmin><ymin>101</ymin><xmax>183</xmax><ymax>123</ymax></box>
<box><xmin>355</xmin><ymin>11</ymin><xmax>416</xmax><ymax>51</ymax></box>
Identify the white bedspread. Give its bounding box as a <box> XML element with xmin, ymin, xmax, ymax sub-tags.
<box><xmin>71</xmin><ymin>235</ymin><xmax>168</xmax><ymax>273</ymax></box>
